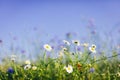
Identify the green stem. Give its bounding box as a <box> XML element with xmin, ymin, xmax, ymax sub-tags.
<box><xmin>92</xmin><ymin>53</ymin><xmax>120</xmax><ymax>64</ymax></box>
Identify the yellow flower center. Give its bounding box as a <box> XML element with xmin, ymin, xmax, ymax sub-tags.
<box><xmin>46</xmin><ymin>46</ymin><xmax>49</xmax><ymax>48</ymax></box>
<box><xmin>91</xmin><ymin>48</ymin><xmax>95</xmax><ymax>51</ymax></box>
<box><xmin>68</xmin><ymin>67</ymin><xmax>71</xmax><ymax>70</ymax></box>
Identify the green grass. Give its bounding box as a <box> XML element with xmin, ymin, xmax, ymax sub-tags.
<box><xmin>0</xmin><ymin>48</ymin><xmax>120</xmax><ymax>80</ymax></box>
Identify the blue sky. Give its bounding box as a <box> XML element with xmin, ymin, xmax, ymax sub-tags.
<box><xmin>0</xmin><ymin>0</ymin><xmax>120</xmax><ymax>45</ymax></box>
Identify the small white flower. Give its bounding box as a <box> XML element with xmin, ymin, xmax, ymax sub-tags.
<box><xmin>64</xmin><ymin>65</ymin><xmax>73</xmax><ymax>73</ymax></box>
<box><xmin>58</xmin><ymin>51</ymin><xmax>64</xmax><ymax>58</ymax></box>
<box><xmin>63</xmin><ymin>40</ymin><xmax>70</xmax><ymax>45</ymax></box>
<box><xmin>89</xmin><ymin>44</ymin><xmax>96</xmax><ymax>53</ymax></box>
<box><xmin>25</xmin><ymin>60</ymin><xmax>31</xmax><ymax>65</ymax></box>
<box><xmin>91</xmin><ymin>44</ymin><xmax>96</xmax><ymax>49</ymax></box>
<box><xmin>72</xmin><ymin>40</ymin><xmax>80</xmax><ymax>46</ymax></box>
<box><xmin>89</xmin><ymin>47</ymin><xmax>96</xmax><ymax>53</ymax></box>
<box><xmin>24</xmin><ymin>64</ymin><xmax>31</xmax><ymax>70</ymax></box>
<box><xmin>78</xmin><ymin>51</ymin><xmax>83</xmax><ymax>55</ymax></box>
<box><xmin>10</xmin><ymin>55</ymin><xmax>16</xmax><ymax>62</ymax></box>
<box><xmin>62</xmin><ymin>47</ymin><xmax>68</xmax><ymax>51</ymax></box>
<box><xmin>43</xmin><ymin>44</ymin><xmax>52</xmax><ymax>52</ymax></box>
<box><xmin>116</xmin><ymin>72</ymin><xmax>120</xmax><ymax>77</ymax></box>
<box><xmin>81</xmin><ymin>43</ymin><xmax>89</xmax><ymax>47</ymax></box>
<box><xmin>32</xmin><ymin>66</ymin><xmax>37</xmax><ymax>70</ymax></box>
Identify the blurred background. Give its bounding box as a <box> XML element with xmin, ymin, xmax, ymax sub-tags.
<box><xmin>0</xmin><ymin>0</ymin><xmax>120</xmax><ymax>61</ymax></box>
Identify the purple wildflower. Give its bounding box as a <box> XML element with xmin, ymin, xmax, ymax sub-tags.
<box><xmin>0</xmin><ymin>40</ymin><xmax>2</xmax><ymax>43</ymax></box>
<box><xmin>21</xmin><ymin>50</ymin><xmax>26</xmax><ymax>54</ymax></box>
<box><xmin>7</xmin><ymin>67</ymin><xmax>14</xmax><ymax>74</ymax></box>
<box><xmin>89</xmin><ymin>68</ymin><xmax>95</xmax><ymax>73</ymax></box>
<box><xmin>77</xmin><ymin>47</ymin><xmax>81</xmax><ymax>51</ymax></box>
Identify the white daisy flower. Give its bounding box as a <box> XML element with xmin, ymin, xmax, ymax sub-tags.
<box><xmin>91</xmin><ymin>44</ymin><xmax>96</xmax><ymax>49</ymax></box>
<box><xmin>10</xmin><ymin>55</ymin><xmax>16</xmax><ymax>62</ymax></box>
<box><xmin>43</xmin><ymin>44</ymin><xmax>52</xmax><ymax>52</ymax></box>
<box><xmin>25</xmin><ymin>60</ymin><xmax>31</xmax><ymax>65</ymax></box>
<box><xmin>32</xmin><ymin>66</ymin><xmax>37</xmax><ymax>70</ymax></box>
<box><xmin>63</xmin><ymin>40</ymin><xmax>70</xmax><ymax>45</ymax></box>
<box><xmin>58</xmin><ymin>51</ymin><xmax>64</xmax><ymax>58</ymax></box>
<box><xmin>72</xmin><ymin>40</ymin><xmax>80</xmax><ymax>46</ymax></box>
<box><xmin>62</xmin><ymin>47</ymin><xmax>68</xmax><ymax>51</ymax></box>
<box><xmin>81</xmin><ymin>43</ymin><xmax>89</xmax><ymax>47</ymax></box>
<box><xmin>117</xmin><ymin>72</ymin><xmax>120</xmax><ymax>77</ymax></box>
<box><xmin>89</xmin><ymin>44</ymin><xmax>96</xmax><ymax>53</ymax></box>
<box><xmin>64</xmin><ymin>65</ymin><xmax>73</xmax><ymax>73</ymax></box>
<box><xmin>24</xmin><ymin>64</ymin><xmax>31</xmax><ymax>70</ymax></box>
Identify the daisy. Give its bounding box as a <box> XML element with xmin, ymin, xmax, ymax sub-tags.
<box><xmin>72</xmin><ymin>40</ymin><xmax>80</xmax><ymax>46</ymax></box>
<box><xmin>62</xmin><ymin>47</ymin><xmax>68</xmax><ymax>52</ymax></box>
<box><xmin>58</xmin><ymin>51</ymin><xmax>64</xmax><ymax>58</ymax></box>
<box><xmin>89</xmin><ymin>44</ymin><xmax>96</xmax><ymax>53</ymax></box>
<box><xmin>81</xmin><ymin>43</ymin><xmax>89</xmax><ymax>47</ymax></box>
<box><xmin>43</xmin><ymin>44</ymin><xmax>52</xmax><ymax>52</ymax></box>
<box><xmin>25</xmin><ymin>60</ymin><xmax>31</xmax><ymax>65</ymax></box>
<box><xmin>10</xmin><ymin>55</ymin><xmax>16</xmax><ymax>62</ymax></box>
<box><xmin>64</xmin><ymin>65</ymin><xmax>73</xmax><ymax>73</ymax></box>
<box><xmin>117</xmin><ymin>72</ymin><xmax>120</xmax><ymax>77</ymax></box>
<box><xmin>32</xmin><ymin>66</ymin><xmax>37</xmax><ymax>70</ymax></box>
<box><xmin>91</xmin><ymin>44</ymin><xmax>96</xmax><ymax>49</ymax></box>
<box><xmin>24</xmin><ymin>64</ymin><xmax>31</xmax><ymax>70</ymax></box>
<box><xmin>63</xmin><ymin>40</ymin><xmax>70</xmax><ymax>46</ymax></box>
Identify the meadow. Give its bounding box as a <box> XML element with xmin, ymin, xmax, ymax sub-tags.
<box><xmin>0</xmin><ymin>26</ymin><xmax>120</xmax><ymax>80</ymax></box>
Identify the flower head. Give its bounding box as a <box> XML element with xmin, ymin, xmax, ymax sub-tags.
<box><xmin>58</xmin><ymin>51</ymin><xmax>64</xmax><ymax>58</ymax></box>
<box><xmin>10</xmin><ymin>55</ymin><xmax>16</xmax><ymax>62</ymax></box>
<box><xmin>89</xmin><ymin>44</ymin><xmax>96</xmax><ymax>53</ymax></box>
<box><xmin>32</xmin><ymin>66</ymin><xmax>37</xmax><ymax>70</ymax></box>
<box><xmin>64</xmin><ymin>65</ymin><xmax>73</xmax><ymax>73</ymax></box>
<box><xmin>77</xmin><ymin>63</ymin><xmax>82</xmax><ymax>70</ymax></box>
<box><xmin>116</xmin><ymin>72</ymin><xmax>120</xmax><ymax>77</ymax></box>
<box><xmin>72</xmin><ymin>40</ymin><xmax>80</xmax><ymax>46</ymax></box>
<box><xmin>24</xmin><ymin>64</ymin><xmax>31</xmax><ymax>70</ymax></box>
<box><xmin>62</xmin><ymin>47</ymin><xmax>68</xmax><ymax>52</ymax></box>
<box><xmin>43</xmin><ymin>44</ymin><xmax>52</xmax><ymax>52</ymax></box>
<box><xmin>89</xmin><ymin>68</ymin><xmax>95</xmax><ymax>73</ymax></box>
<box><xmin>7</xmin><ymin>67</ymin><xmax>14</xmax><ymax>74</ymax></box>
<box><xmin>81</xmin><ymin>43</ymin><xmax>89</xmax><ymax>47</ymax></box>
<box><xmin>63</xmin><ymin>40</ymin><xmax>70</xmax><ymax>46</ymax></box>
<box><xmin>25</xmin><ymin>60</ymin><xmax>31</xmax><ymax>65</ymax></box>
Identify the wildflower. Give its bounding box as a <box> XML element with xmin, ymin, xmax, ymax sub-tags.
<box><xmin>58</xmin><ymin>51</ymin><xmax>64</xmax><ymax>58</ymax></box>
<box><xmin>91</xmin><ymin>44</ymin><xmax>96</xmax><ymax>49</ymax></box>
<box><xmin>117</xmin><ymin>72</ymin><xmax>120</xmax><ymax>77</ymax></box>
<box><xmin>24</xmin><ymin>64</ymin><xmax>31</xmax><ymax>70</ymax></box>
<box><xmin>62</xmin><ymin>47</ymin><xmax>68</xmax><ymax>52</ymax></box>
<box><xmin>0</xmin><ymin>40</ymin><xmax>2</xmax><ymax>44</ymax></box>
<box><xmin>118</xmin><ymin>64</ymin><xmax>120</xmax><ymax>67</ymax></box>
<box><xmin>72</xmin><ymin>40</ymin><xmax>80</xmax><ymax>46</ymax></box>
<box><xmin>21</xmin><ymin>50</ymin><xmax>26</xmax><ymax>54</ymax></box>
<box><xmin>81</xmin><ymin>43</ymin><xmax>89</xmax><ymax>47</ymax></box>
<box><xmin>43</xmin><ymin>44</ymin><xmax>52</xmax><ymax>52</ymax></box>
<box><xmin>89</xmin><ymin>44</ymin><xmax>96</xmax><ymax>53</ymax></box>
<box><xmin>64</xmin><ymin>65</ymin><xmax>73</xmax><ymax>73</ymax></box>
<box><xmin>10</xmin><ymin>55</ymin><xmax>16</xmax><ymax>62</ymax></box>
<box><xmin>88</xmin><ymin>64</ymin><xmax>92</xmax><ymax>67</ymax></box>
<box><xmin>63</xmin><ymin>40</ymin><xmax>70</xmax><ymax>45</ymax></box>
<box><xmin>32</xmin><ymin>66</ymin><xmax>37</xmax><ymax>70</ymax></box>
<box><xmin>7</xmin><ymin>67</ymin><xmax>14</xmax><ymax>74</ymax></box>
<box><xmin>77</xmin><ymin>47</ymin><xmax>81</xmax><ymax>51</ymax></box>
<box><xmin>89</xmin><ymin>68</ymin><xmax>95</xmax><ymax>73</ymax></box>
<box><xmin>25</xmin><ymin>60</ymin><xmax>31</xmax><ymax>65</ymax></box>
<box><xmin>77</xmin><ymin>63</ymin><xmax>82</xmax><ymax>70</ymax></box>
<box><xmin>66</xmin><ymin>32</ymin><xmax>72</xmax><ymax>38</ymax></box>
<box><xmin>71</xmin><ymin>52</ymin><xmax>75</xmax><ymax>55</ymax></box>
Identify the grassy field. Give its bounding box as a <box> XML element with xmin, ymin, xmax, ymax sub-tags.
<box><xmin>0</xmin><ymin>39</ymin><xmax>120</xmax><ymax>80</ymax></box>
